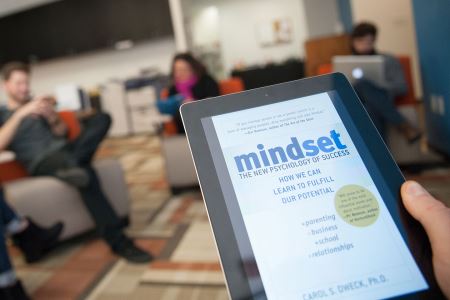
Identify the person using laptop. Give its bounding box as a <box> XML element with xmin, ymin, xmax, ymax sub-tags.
<box><xmin>0</xmin><ymin>62</ymin><xmax>152</xmax><ymax>263</ymax></box>
<box><xmin>351</xmin><ymin>22</ymin><xmax>421</xmax><ymax>143</ymax></box>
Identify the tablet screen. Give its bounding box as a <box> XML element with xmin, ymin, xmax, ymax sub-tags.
<box><xmin>200</xmin><ymin>91</ymin><xmax>428</xmax><ymax>299</ymax></box>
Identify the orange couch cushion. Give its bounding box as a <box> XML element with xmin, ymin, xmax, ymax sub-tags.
<box><xmin>219</xmin><ymin>77</ymin><xmax>245</xmax><ymax>95</ymax></box>
<box><xmin>158</xmin><ymin>88</ymin><xmax>178</xmax><ymax>136</ymax></box>
<box><xmin>58</xmin><ymin>111</ymin><xmax>81</xmax><ymax>141</ymax></box>
<box><xmin>395</xmin><ymin>56</ymin><xmax>416</xmax><ymax>106</ymax></box>
<box><xmin>317</xmin><ymin>64</ymin><xmax>333</xmax><ymax>75</ymax></box>
<box><xmin>0</xmin><ymin>161</ymin><xmax>28</xmax><ymax>183</ymax></box>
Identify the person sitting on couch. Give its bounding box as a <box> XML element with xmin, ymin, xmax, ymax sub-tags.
<box><xmin>0</xmin><ymin>62</ymin><xmax>152</xmax><ymax>263</ymax></box>
<box><xmin>168</xmin><ymin>52</ymin><xmax>220</xmax><ymax>133</ymax></box>
<box><xmin>350</xmin><ymin>22</ymin><xmax>422</xmax><ymax>142</ymax></box>
<box><xmin>0</xmin><ymin>189</ymin><xmax>63</xmax><ymax>300</ymax></box>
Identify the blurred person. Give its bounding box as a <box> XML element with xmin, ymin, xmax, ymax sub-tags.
<box><xmin>0</xmin><ymin>62</ymin><xmax>152</xmax><ymax>263</ymax></box>
<box><xmin>351</xmin><ymin>22</ymin><xmax>422</xmax><ymax>142</ymax></box>
<box><xmin>168</xmin><ymin>53</ymin><xmax>219</xmax><ymax>133</ymax></box>
<box><xmin>0</xmin><ymin>189</ymin><xmax>63</xmax><ymax>300</ymax></box>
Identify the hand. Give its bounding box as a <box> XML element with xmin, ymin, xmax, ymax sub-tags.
<box><xmin>401</xmin><ymin>181</ymin><xmax>450</xmax><ymax>298</ymax></box>
<box><xmin>34</xmin><ymin>96</ymin><xmax>57</xmax><ymax>120</ymax></box>
<box><xmin>15</xmin><ymin>97</ymin><xmax>48</xmax><ymax>120</ymax></box>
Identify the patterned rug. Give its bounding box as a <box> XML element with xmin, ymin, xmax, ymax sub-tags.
<box><xmin>8</xmin><ymin>135</ymin><xmax>449</xmax><ymax>299</ymax></box>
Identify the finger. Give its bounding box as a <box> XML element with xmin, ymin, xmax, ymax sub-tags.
<box><xmin>37</xmin><ymin>103</ymin><xmax>52</xmax><ymax>113</ymax></box>
<box><xmin>401</xmin><ymin>181</ymin><xmax>450</xmax><ymax>259</ymax></box>
<box><xmin>35</xmin><ymin>106</ymin><xmax>48</xmax><ymax>115</ymax></box>
<box><xmin>37</xmin><ymin>103</ymin><xmax>50</xmax><ymax>111</ymax></box>
<box><xmin>37</xmin><ymin>99</ymin><xmax>49</xmax><ymax>106</ymax></box>
<box><xmin>33</xmin><ymin>97</ymin><xmax>46</xmax><ymax>103</ymax></box>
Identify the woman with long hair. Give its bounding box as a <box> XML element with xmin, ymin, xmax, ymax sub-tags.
<box><xmin>168</xmin><ymin>53</ymin><xmax>219</xmax><ymax>133</ymax></box>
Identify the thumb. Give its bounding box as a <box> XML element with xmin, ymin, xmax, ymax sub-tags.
<box><xmin>401</xmin><ymin>180</ymin><xmax>450</xmax><ymax>261</ymax></box>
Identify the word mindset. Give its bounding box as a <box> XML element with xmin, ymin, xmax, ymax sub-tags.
<box><xmin>234</xmin><ymin>130</ymin><xmax>347</xmax><ymax>172</ymax></box>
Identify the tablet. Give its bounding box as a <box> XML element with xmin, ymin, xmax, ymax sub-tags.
<box><xmin>180</xmin><ymin>73</ymin><xmax>439</xmax><ymax>300</ymax></box>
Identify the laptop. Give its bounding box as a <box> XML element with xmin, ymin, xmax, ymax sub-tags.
<box><xmin>333</xmin><ymin>55</ymin><xmax>385</xmax><ymax>87</ymax></box>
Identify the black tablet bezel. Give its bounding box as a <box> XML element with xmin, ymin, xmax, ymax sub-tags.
<box><xmin>180</xmin><ymin>73</ymin><xmax>438</xmax><ymax>300</ymax></box>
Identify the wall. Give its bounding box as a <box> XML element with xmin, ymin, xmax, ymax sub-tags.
<box><xmin>337</xmin><ymin>0</ymin><xmax>353</xmax><ymax>33</ymax></box>
<box><xmin>412</xmin><ymin>0</ymin><xmax>450</xmax><ymax>155</ymax></box>
<box><xmin>169</xmin><ymin>0</ymin><xmax>188</xmax><ymax>51</ymax></box>
<box><xmin>183</xmin><ymin>0</ymin><xmax>309</xmax><ymax>75</ymax></box>
<box><xmin>219</xmin><ymin>0</ymin><xmax>308</xmax><ymax>74</ymax></box>
<box><xmin>0</xmin><ymin>37</ymin><xmax>176</xmax><ymax>99</ymax></box>
<box><xmin>29</xmin><ymin>38</ymin><xmax>176</xmax><ymax>94</ymax></box>
<box><xmin>190</xmin><ymin>5</ymin><xmax>220</xmax><ymax>47</ymax></box>
<box><xmin>303</xmin><ymin>0</ymin><xmax>342</xmax><ymax>38</ymax></box>
<box><xmin>350</xmin><ymin>0</ymin><xmax>422</xmax><ymax>97</ymax></box>
<box><xmin>183</xmin><ymin>0</ymin><xmax>357</xmax><ymax>76</ymax></box>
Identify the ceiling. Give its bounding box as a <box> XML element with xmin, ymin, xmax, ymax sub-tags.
<box><xmin>0</xmin><ymin>0</ymin><xmax>61</xmax><ymax>18</ymax></box>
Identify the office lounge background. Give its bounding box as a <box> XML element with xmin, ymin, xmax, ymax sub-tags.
<box><xmin>0</xmin><ymin>0</ymin><xmax>448</xmax><ymax>156</ymax></box>
<box><xmin>0</xmin><ymin>0</ymin><xmax>449</xmax><ymax>299</ymax></box>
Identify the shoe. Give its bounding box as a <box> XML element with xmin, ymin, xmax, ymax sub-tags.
<box><xmin>13</xmin><ymin>218</ymin><xmax>64</xmax><ymax>263</ymax></box>
<box><xmin>112</xmin><ymin>236</ymin><xmax>153</xmax><ymax>264</ymax></box>
<box><xmin>398</xmin><ymin>122</ymin><xmax>422</xmax><ymax>144</ymax></box>
<box><xmin>0</xmin><ymin>280</ymin><xmax>30</xmax><ymax>300</ymax></box>
<box><xmin>55</xmin><ymin>167</ymin><xmax>89</xmax><ymax>187</ymax></box>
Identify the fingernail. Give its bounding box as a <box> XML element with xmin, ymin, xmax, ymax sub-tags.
<box><xmin>406</xmin><ymin>181</ymin><xmax>428</xmax><ymax>196</ymax></box>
